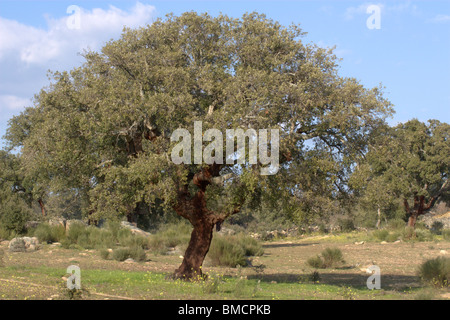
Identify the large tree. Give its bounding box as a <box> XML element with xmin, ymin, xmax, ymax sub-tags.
<box><xmin>350</xmin><ymin>119</ymin><xmax>450</xmax><ymax>228</ymax></box>
<box><xmin>6</xmin><ymin>12</ymin><xmax>392</xmax><ymax>279</ymax></box>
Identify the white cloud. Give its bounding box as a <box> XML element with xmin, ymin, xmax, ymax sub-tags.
<box><xmin>429</xmin><ymin>14</ymin><xmax>450</xmax><ymax>23</ymax></box>
<box><xmin>0</xmin><ymin>2</ymin><xmax>156</xmax><ymax>138</ymax></box>
<box><xmin>0</xmin><ymin>95</ymin><xmax>31</xmax><ymax>111</ymax></box>
<box><xmin>0</xmin><ymin>2</ymin><xmax>156</xmax><ymax>66</ymax></box>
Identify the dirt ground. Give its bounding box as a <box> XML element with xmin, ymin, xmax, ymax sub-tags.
<box><xmin>0</xmin><ymin>235</ymin><xmax>449</xmax><ymax>300</ymax></box>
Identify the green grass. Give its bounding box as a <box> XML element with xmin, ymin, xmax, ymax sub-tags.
<box><xmin>0</xmin><ymin>265</ymin><xmax>422</xmax><ymax>300</ymax></box>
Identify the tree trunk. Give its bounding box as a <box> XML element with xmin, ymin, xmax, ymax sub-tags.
<box><xmin>375</xmin><ymin>206</ymin><xmax>381</xmax><ymax>229</ymax></box>
<box><xmin>174</xmin><ymin>217</ymin><xmax>215</xmax><ymax>280</ymax></box>
<box><xmin>38</xmin><ymin>199</ymin><xmax>46</xmax><ymax>217</ymax></box>
<box><xmin>407</xmin><ymin>212</ymin><xmax>418</xmax><ymax>228</ymax></box>
<box><xmin>404</xmin><ymin>196</ymin><xmax>425</xmax><ymax>229</ymax></box>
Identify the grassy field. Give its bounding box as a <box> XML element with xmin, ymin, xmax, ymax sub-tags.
<box><xmin>0</xmin><ymin>232</ymin><xmax>449</xmax><ymax>300</ymax></box>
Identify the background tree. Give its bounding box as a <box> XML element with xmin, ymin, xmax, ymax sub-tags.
<box><xmin>350</xmin><ymin>119</ymin><xmax>450</xmax><ymax>228</ymax></box>
<box><xmin>6</xmin><ymin>12</ymin><xmax>392</xmax><ymax>279</ymax></box>
<box><xmin>0</xmin><ymin>151</ymin><xmax>34</xmax><ymax>235</ymax></box>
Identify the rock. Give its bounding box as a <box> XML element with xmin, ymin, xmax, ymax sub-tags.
<box><xmin>250</xmin><ymin>233</ymin><xmax>262</xmax><ymax>240</ymax></box>
<box><xmin>65</xmin><ymin>220</ymin><xmax>86</xmax><ymax>232</ymax></box>
<box><xmin>355</xmin><ymin>241</ymin><xmax>365</xmax><ymax>245</ymax></box>
<box><xmin>380</xmin><ymin>241</ymin><xmax>387</xmax><ymax>244</ymax></box>
<box><xmin>217</xmin><ymin>226</ymin><xmax>236</xmax><ymax>236</ymax></box>
<box><xmin>120</xmin><ymin>221</ymin><xmax>151</xmax><ymax>237</ymax></box>
<box><xmin>25</xmin><ymin>221</ymin><xmax>41</xmax><ymax>230</ymax></box>
<box><xmin>419</xmin><ymin>211</ymin><xmax>450</xmax><ymax>229</ymax></box>
<box><xmin>8</xmin><ymin>237</ymin><xmax>39</xmax><ymax>252</ymax></box>
<box><xmin>166</xmin><ymin>246</ymin><xmax>183</xmax><ymax>256</ymax></box>
<box><xmin>48</xmin><ymin>218</ymin><xmax>66</xmax><ymax>228</ymax></box>
<box><xmin>440</xmin><ymin>250</ymin><xmax>448</xmax><ymax>255</ymax></box>
<box><xmin>124</xmin><ymin>258</ymin><xmax>135</xmax><ymax>264</ymax></box>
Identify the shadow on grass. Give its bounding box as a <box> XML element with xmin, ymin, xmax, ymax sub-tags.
<box><xmin>247</xmin><ymin>272</ymin><xmax>422</xmax><ymax>290</ymax></box>
<box><xmin>262</xmin><ymin>242</ymin><xmax>319</xmax><ymax>249</ymax></box>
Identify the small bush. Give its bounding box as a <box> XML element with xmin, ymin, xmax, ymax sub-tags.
<box><xmin>388</xmin><ymin>219</ymin><xmax>406</xmax><ymax>230</ymax></box>
<box><xmin>117</xmin><ymin>228</ymin><xmax>133</xmax><ymax>246</ymax></box>
<box><xmin>0</xmin><ymin>200</ymin><xmax>31</xmax><ymax>235</ymax></box>
<box><xmin>235</xmin><ymin>235</ymin><xmax>264</xmax><ymax>257</ymax></box>
<box><xmin>318</xmin><ymin>223</ymin><xmax>329</xmax><ymax>234</ymax></box>
<box><xmin>418</xmin><ymin>257</ymin><xmax>450</xmax><ymax>288</ymax></box>
<box><xmin>307</xmin><ymin>256</ymin><xmax>324</xmax><ymax>269</ymax></box>
<box><xmin>105</xmin><ymin>220</ymin><xmax>121</xmax><ymax>241</ymax></box>
<box><xmin>402</xmin><ymin>226</ymin><xmax>416</xmax><ymax>240</ymax></box>
<box><xmin>112</xmin><ymin>248</ymin><xmax>130</xmax><ymax>262</ymax></box>
<box><xmin>431</xmin><ymin>221</ymin><xmax>444</xmax><ymax>235</ymax></box>
<box><xmin>386</xmin><ymin>232</ymin><xmax>400</xmax><ymax>242</ymax></box>
<box><xmin>338</xmin><ymin>218</ymin><xmax>356</xmax><ymax>232</ymax></box>
<box><xmin>414</xmin><ymin>229</ymin><xmax>434</xmax><ymax>242</ymax></box>
<box><xmin>321</xmin><ymin>247</ymin><xmax>345</xmax><ymax>268</ymax></box>
<box><xmin>148</xmin><ymin>222</ymin><xmax>192</xmax><ymax>253</ymax></box>
<box><xmin>99</xmin><ymin>249</ymin><xmax>110</xmax><ymax>260</ymax></box>
<box><xmin>208</xmin><ymin>236</ymin><xmax>247</xmax><ymax>267</ymax></box>
<box><xmin>372</xmin><ymin>229</ymin><xmax>389</xmax><ymax>241</ymax></box>
<box><xmin>307</xmin><ymin>247</ymin><xmax>345</xmax><ymax>269</ymax></box>
<box><xmin>87</xmin><ymin>227</ymin><xmax>115</xmax><ymax>249</ymax></box>
<box><xmin>66</xmin><ymin>222</ymin><xmax>88</xmax><ymax>244</ymax></box>
<box><xmin>443</xmin><ymin>229</ymin><xmax>450</xmax><ymax>241</ymax></box>
<box><xmin>129</xmin><ymin>246</ymin><xmax>146</xmax><ymax>262</ymax></box>
<box><xmin>0</xmin><ymin>227</ymin><xmax>12</xmax><ymax>240</ymax></box>
<box><xmin>34</xmin><ymin>223</ymin><xmax>66</xmax><ymax>244</ymax></box>
<box><xmin>203</xmin><ymin>274</ymin><xmax>221</xmax><ymax>294</ymax></box>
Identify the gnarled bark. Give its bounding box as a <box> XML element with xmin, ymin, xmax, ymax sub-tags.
<box><xmin>173</xmin><ymin>164</ymin><xmax>228</xmax><ymax>280</ymax></box>
<box><xmin>173</xmin><ymin>216</ymin><xmax>215</xmax><ymax>280</ymax></box>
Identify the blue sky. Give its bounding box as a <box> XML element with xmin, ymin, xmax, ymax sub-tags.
<box><xmin>1</xmin><ymin>0</ymin><xmax>449</xmax><ymax>147</ymax></box>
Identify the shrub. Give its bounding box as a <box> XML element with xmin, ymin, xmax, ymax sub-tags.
<box><xmin>386</xmin><ymin>232</ymin><xmax>400</xmax><ymax>242</ymax></box>
<box><xmin>402</xmin><ymin>226</ymin><xmax>416</xmax><ymax>240</ymax></box>
<box><xmin>34</xmin><ymin>223</ymin><xmax>66</xmax><ymax>244</ymax></box>
<box><xmin>117</xmin><ymin>228</ymin><xmax>133</xmax><ymax>246</ymax></box>
<box><xmin>318</xmin><ymin>223</ymin><xmax>329</xmax><ymax>234</ymax></box>
<box><xmin>112</xmin><ymin>248</ymin><xmax>130</xmax><ymax>262</ymax></box>
<box><xmin>414</xmin><ymin>229</ymin><xmax>434</xmax><ymax>242</ymax></box>
<box><xmin>418</xmin><ymin>257</ymin><xmax>450</xmax><ymax>288</ymax></box>
<box><xmin>388</xmin><ymin>219</ymin><xmax>407</xmax><ymax>230</ymax></box>
<box><xmin>307</xmin><ymin>256</ymin><xmax>324</xmax><ymax>269</ymax></box>
<box><xmin>121</xmin><ymin>234</ymin><xmax>149</xmax><ymax>250</ymax></box>
<box><xmin>0</xmin><ymin>227</ymin><xmax>12</xmax><ymax>240</ymax></box>
<box><xmin>372</xmin><ymin>229</ymin><xmax>389</xmax><ymax>241</ymax></box>
<box><xmin>443</xmin><ymin>229</ymin><xmax>450</xmax><ymax>241</ymax></box>
<box><xmin>105</xmin><ymin>220</ymin><xmax>121</xmax><ymax>241</ymax></box>
<box><xmin>148</xmin><ymin>222</ymin><xmax>192</xmax><ymax>253</ymax></box>
<box><xmin>129</xmin><ymin>246</ymin><xmax>146</xmax><ymax>262</ymax></box>
<box><xmin>431</xmin><ymin>221</ymin><xmax>444</xmax><ymax>235</ymax></box>
<box><xmin>203</xmin><ymin>274</ymin><xmax>221</xmax><ymax>294</ymax></box>
<box><xmin>0</xmin><ymin>199</ymin><xmax>31</xmax><ymax>235</ymax></box>
<box><xmin>87</xmin><ymin>227</ymin><xmax>115</xmax><ymax>249</ymax></box>
<box><xmin>100</xmin><ymin>249</ymin><xmax>110</xmax><ymax>260</ymax></box>
<box><xmin>208</xmin><ymin>236</ymin><xmax>247</xmax><ymax>267</ymax></box>
<box><xmin>306</xmin><ymin>247</ymin><xmax>345</xmax><ymax>269</ymax></box>
<box><xmin>337</xmin><ymin>218</ymin><xmax>356</xmax><ymax>232</ymax></box>
<box><xmin>321</xmin><ymin>247</ymin><xmax>345</xmax><ymax>268</ymax></box>
<box><xmin>66</xmin><ymin>222</ymin><xmax>88</xmax><ymax>244</ymax></box>
<box><xmin>235</xmin><ymin>235</ymin><xmax>264</xmax><ymax>256</ymax></box>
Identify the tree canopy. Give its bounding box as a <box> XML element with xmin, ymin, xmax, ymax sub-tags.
<box><xmin>5</xmin><ymin>12</ymin><xmax>393</xmax><ymax>279</ymax></box>
<box><xmin>350</xmin><ymin>119</ymin><xmax>450</xmax><ymax>227</ymax></box>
